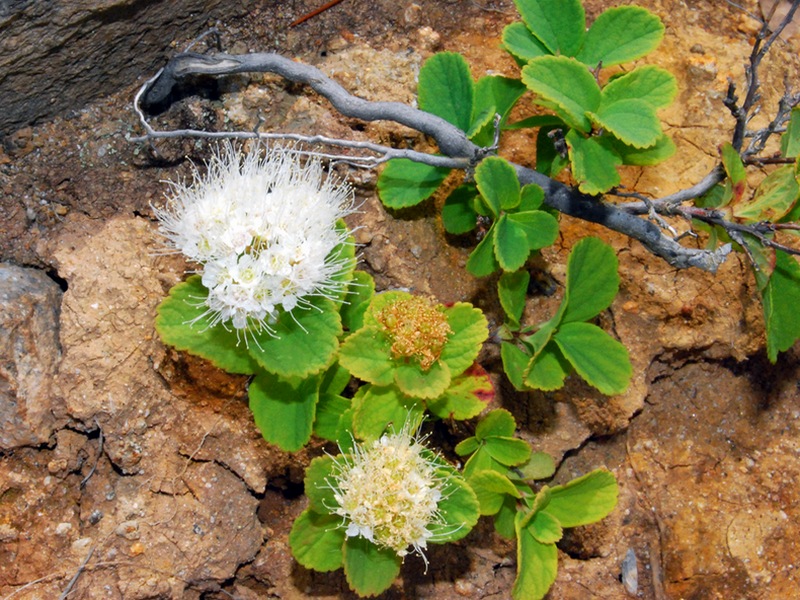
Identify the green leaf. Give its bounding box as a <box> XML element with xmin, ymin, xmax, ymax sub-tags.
<box><xmin>427</xmin><ymin>367</ymin><xmax>494</xmax><ymax>420</ymax></box>
<box><xmin>440</xmin><ymin>302</ymin><xmax>489</xmax><ymax>377</ymax></box>
<box><xmin>455</xmin><ymin>436</ymin><xmax>480</xmax><ymax>457</ymax></box>
<box><xmin>476</xmin><ymin>408</ymin><xmax>517</xmax><ymax>439</ymax></box>
<box><xmin>314</xmin><ymin>393</ymin><xmax>351</xmax><ymax>441</ymax></box>
<box><xmin>607</xmin><ymin>133</ymin><xmax>676</xmax><ymax>166</ymax></box>
<box><xmin>523</xmin><ymin>340</ymin><xmax>571</xmax><ymax>391</ymax></box>
<box><xmin>377</xmin><ymin>158</ymin><xmax>450</xmax><ymax>209</ymax></box>
<box><xmin>565</xmin><ymin>129</ymin><xmax>622</xmax><ymax>195</ymax></box>
<box><xmin>352</xmin><ymin>385</ymin><xmax>424</xmax><ymax>442</ymax></box>
<box><xmin>341</xmin><ymin>270</ymin><xmax>375</xmax><ymax>333</ymax></box>
<box><xmin>535</xmin><ymin>124</ymin><xmax>569</xmax><ymax>177</ymax></box>
<box><xmin>513</xmin><ymin>514</ymin><xmax>559</xmax><ymax>600</ymax></box>
<box><xmin>394</xmin><ymin>360</ymin><xmax>451</xmax><ymax>399</ymax></box>
<box><xmin>469</xmin><ymin>470</ymin><xmax>522</xmax><ymax>515</ymax></box>
<box><xmin>485</xmin><ymin>436</ymin><xmax>532</xmax><ymax>467</ymax></box>
<box><xmin>514</xmin><ymin>451</ymin><xmax>557</xmax><ymax>481</ymax></box>
<box><xmin>428</xmin><ymin>471</ymin><xmax>480</xmax><ymax>542</ymax></box>
<box><xmin>519</xmin><ymin>184</ymin><xmax>545</xmax><ymax>211</ymax></box>
<box><xmin>499</xmin><ymin>270</ymin><xmax>530</xmax><ymax>327</ymax></box>
<box><xmin>466</xmin><ymin>226</ymin><xmax>500</xmax><ymax>277</ymax></box>
<box><xmin>600</xmin><ymin>65</ymin><xmax>677</xmax><ymax>109</ymax></box>
<box><xmin>303</xmin><ymin>455</ymin><xmax>338</xmax><ymax>513</ymax></box>
<box><xmin>155</xmin><ymin>276</ymin><xmax>258</xmax><ymax>374</ymax></box>
<box><xmin>475</xmin><ymin>156</ymin><xmax>521</xmax><ymax>215</ymax></box>
<box><xmin>721</xmin><ymin>142</ymin><xmax>747</xmax><ymax>206</ymax></box>
<box><xmin>576</xmin><ymin>6</ymin><xmax>665</xmax><ymax>67</ymax></box>
<box><xmin>516</xmin><ymin>0</ymin><xmax>586</xmax><ymax>56</ymax></box>
<box><xmin>505</xmin><ymin>114</ymin><xmax>565</xmax><ymax>131</ymax></box>
<box><xmin>321</xmin><ymin>361</ymin><xmax>351</xmax><ymax>395</ymax></box>
<box><xmin>442</xmin><ymin>185</ymin><xmax>479</xmax><ymax>234</ymax></box>
<box><xmin>554</xmin><ymin>322</ymin><xmax>632</xmax><ymax>395</ymax></box>
<box><xmin>501</xmin><ymin>341</ymin><xmax>532</xmax><ymax>390</ymax></box>
<box><xmin>418</xmin><ymin>52</ymin><xmax>474</xmax><ymax>133</ymax></box>
<box><xmin>471</xmin><ymin>76</ymin><xmax>528</xmax><ymax>146</ymax></box>
<box><xmin>328</xmin><ymin>220</ymin><xmax>357</xmax><ymax>307</ymax></box>
<box><xmin>522</xmin><ymin>56</ymin><xmax>600</xmax><ymax>132</ymax></box>
<box><xmin>562</xmin><ymin>237</ymin><xmax>620</xmax><ymax>323</ymax></box>
<box><xmin>343</xmin><ymin>536</ymin><xmax>401</xmax><ymax>597</ymax></box>
<box><xmin>733</xmin><ymin>165</ymin><xmax>799</xmax><ymax>223</ymax></box>
<box><xmin>338</xmin><ymin>328</ymin><xmax>395</xmax><ymax>387</ymax></box>
<box><xmin>247</xmin><ymin>297</ymin><xmax>341</xmax><ymax>379</ymax></box>
<box><xmin>529</xmin><ymin>510</ymin><xmax>563</xmax><ymax>544</ymax></box>
<box><xmin>502</xmin><ymin>21</ymin><xmax>550</xmax><ymax>62</ymax></box>
<box><xmin>494</xmin><ymin>495</ymin><xmax>519</xmax><ymax>539</ymax></box>
<box><xmin>494</xmin><ymin>215</ymin><xmax>531</xmax><ymax>272</ymax></box>
<box><xmin>249</xmin><ymin>370</ymin><xmax>320</xmax><ymax>451</ymax></box>
<box><xmin>590</xmin><ymin>98</ymin><xmax>661</xmax><ymax>149</ymax></box>
<box><xmin>546</xmin><ymin>468</ymin><xmax>619</xmax><ymax>527</ymax></box>
<box><xmin>289</xmin><ymin>510</ymin><xmax>345</xmax><ymax>572</ymax></box>
<box><xmin>507</xmin><ymin>210</ymin><xmax>559</xmax><ymax>251</ymax></box>
<box><xmin>762</xmin><ymin>251</ymin><xmax>800</xmax><ymax>362</ymax></box>
<box><xmin>781</xmin><ymin>107</ymin><xmax>800</xmax><ymax>158</ymax></box>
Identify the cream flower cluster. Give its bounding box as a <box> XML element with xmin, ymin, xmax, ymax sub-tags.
<box><xmin>329</xmin><ymin>427</ymin><xmax>448</xmax><ymax>560</ymax></box>
<box><xmin>155</xmin><ymin>144</ymin><xmax>355</xmax><ymax>334</ymax></box>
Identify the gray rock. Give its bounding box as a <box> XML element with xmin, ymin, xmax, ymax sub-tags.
<box><xmin>0</xmin><ymin>0</ymin><xmax>255</xmax><ymax>136</ymax></box>
<box><xmin>0</xmin><ymin>263</ymin><xmax>65</xmax><ymax>448</ymax></box>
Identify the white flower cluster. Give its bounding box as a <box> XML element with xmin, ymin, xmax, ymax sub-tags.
<box><xmin>155</xmin><ymin>144</ymin><xmax>355</xmax><ymax>335</ymax></box>
<box><xmin>329</xmin><ymin>426</ymin><xmax>448</xmax><ymax>561</ymax></box>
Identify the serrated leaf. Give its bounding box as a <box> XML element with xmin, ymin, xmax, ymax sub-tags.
<box><xmin>303</xmin><ymin>455</ymin><xmax>338</xmax><ymax>512</ymax></box>
<box><xmin>455</xmin><ymin>436</ymin><xmax>480</xmax><ymax>457</ymax></box>
<box><xmin>377</xmin><ymin>158</ymin><xmax>450</xmax><ymax>209</ymax></box>
<box><xmin>516</xmin><ymin>0</ymin><xmax>586</xmax><ymax>56</ymax></box>
<box><xmin>442</xmin><ymin>185</ymin><xmax>479</xmax><ymax>234</ymax></box>
<box><xmin>314</xmin><ymin>393</ymin><xmax>351</xmax><ymax>441</ymax></box>
<box><xmin>499</xmin><ymin>270</ymin><xmax>530</xmax><ymax>327</ymax></box>
<box><xmin>502</xmin><ymin>21</ymin><xmax>551</xmax><ymax>62</ymax></box>
<box><xmin>762</xmin><ymin>251</ymin><xmax>800</xmax><ymax>362</ymax></box>
<box><xmin>733</xmin><ymin>164</ymin><xmax>799</xmax><ymax>223</ymax></box>
<box><xmin>427</xmin><ymin>366</ymin><xmax>494</xmax><ymax>420</ymax></box>
<box><xmin>519</xmin><ymin>184</ymin><xmax>545</xmax><ymax>211</ymax></box>
<box><xmin>546</xmin><ymin>468</ymin><xmax>619</xmax><ymax>527</ymax></box>
<box><xmin>329</xmin><ymin>221</ymin><xmax>357</xmax><ymax>307</ymax></box>
<box><xmin>515</xmin><ymin>451</ymin><xmax>556</xmax><ymax>481</ymax></box>
<box><xmin>343</xmin><ymin>536</ymin><xmax>401</xmax><ymax>597</ymax></box>
<box><xmin>523</xmin><ymin>340</ymin><xmax>571</xmax><ymax>391</ymax></box>
<box><xmin>600</xmin><ymin>65</ymin><xmax>677</xmax><ymax>109</ymax></box>
<box><xmin>495</xmin><ymin>495</ymin><xmax>519</xmax><ymax>539</ymax></box>
<box><xmin>418</xmin><ymin>52</ymin><xmax>475</xmax><ymax>133</ymax></box>
<box><xmin>505</xmin><ymin>114</ymin><xmax>565</xmax><ymax>131</ymax></box>
<box><xmin>440</xmin><ymin>302</ymin><xmax>489</xmax><ymax>377</ymax></box>
<box><xmin>466</xmin><ymin>226</ymin><xmax>500</xmax><ymax>277</ymax></box>
<box><xmin>352</xmin><ymin>385</ymin><xmax>424</xmax><ymax>442</ymax></box>
<box><xmin>566</xmin><ymin>129</ymin><xmax>622</xmax><ymax>195</ymax></box>
<box><xmin>562</xmin><ymin>237</ymin><xmax>620</xmax><ymax>323</ymax></box>
<box><xmin>781</xmin><ymin>107</ymin><xmax>800</xmax><ymax>158</ymax></box>
<box><xmin>507</xmin><ymin>210</ymin><xmax>559</xmax><ymax>251</ymax></box>
<box><xmin>338</xmin><ymin>328</ymin><xmax>395</xmax><ymax>387</ymax></box>
<box><xmin>513</xmin><ymin>514</ymin><xmax>559</xmax><ymax>600</ymax></box>
<box><xmin>485</xmin><ymin>436</ymin><xmax>532</xmax><ymax>467</ymax></box>
<box><xmin>476</xmin><ymin>408</ymin><xmax>517</xmax><ymax>439</ymax></box>
<box><xmin>529</xmin><ymin>509</ymin><xmax>563</xmax><ymax>544</ymax></box>
<box><xmin>469</xmin><ymin>470</ymin><xmax>522</xmax><ymax>515</ymax></box>
<box><xmin>155</xmin><ymin>276</ymin><xmax>259</xmax><ymax>374</ymax></box>
<box><xmin>340</xmin><ymin>270</ymin><xmax>375</xmax><ymax>334</ymax></box>
<box><xmin>494</xmin><ymin>215</ymin><xmax>531</xmax><ymax>272</ymax></box>
<box><xmin>394</xmin><ymin>360</ymin><xmax>452</xmax><ymax>399</ymax></box>
<box><xmin>247</xmin><ymin>297</ymin><xmax>341</xmax><ymax>379</ymax></box>
<box><xmin>576</xmin><ymin>6</ymin><xmax>665</xmax><ymax>67</ymax></box>
<box><xmin>475</xmin><ymin>156</ymin><xmax>521</xmax><ymax>215</ymax></box>
<box><xmin>428</xmin><ymin>472</ymin><xmax>480</xmax><ymax>542</ymax></box>
<box><xmin>249</xmin><ymin>370</ymin><xmax>320</xmax><ymax>451</ymax></box>
<box><xmin>289</xmin><ymin>510</ymin><xmax>345</xmax><ymax>572</ymax></box>
<box><xmin>471</xmin><ymin>75</ymin><xmax>527</xmax><ymax>146</ymax></box>
<box><xmin>522</xmin><ymin>56</ymin><xmax>600</xmax><ymax>132</ymax></box>
<box><xmin>501</xmin><ymin>341</ymin><xmax>532</xmax><ymax>390</ymax></box>
<box><xmin>590</xmin><ymin>98</ymin><xmax>661</xmax><ymax>149</ymax></box>
<box><xmin>607</xmin><ymin>133</ymin><xmax>676</xmax><ymax>166</ymax></box>
<box><xmin>554</xmin><ymin>322</ymin><xmax>631</xmax><ymax>395</ymax></box>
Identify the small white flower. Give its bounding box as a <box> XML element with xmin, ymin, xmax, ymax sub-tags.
<box><xmin>154</xmin><ymin>143</ymin><xmax>355</xmax><ymax>338</ymax></box>
<box><xmin>327</xmin><ymin>424</ymin><xmax>450</xmax><ymax>563</ymax></box>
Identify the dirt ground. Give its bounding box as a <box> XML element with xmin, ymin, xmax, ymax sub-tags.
<box><xmin>1</xmin><ymin>1</ymin><xmax>800</xmax><ymax>598</ymax></box>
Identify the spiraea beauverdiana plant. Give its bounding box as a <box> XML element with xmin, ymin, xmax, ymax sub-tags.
<box><xmin>289</xmin><ymin>423</ymin><xmax>479</xmax><ymax>596</ymax></box>
<box><xmin>154</xmin><ymin>143</ymin><xmax>355</xmax><ymax>337</ymax></box>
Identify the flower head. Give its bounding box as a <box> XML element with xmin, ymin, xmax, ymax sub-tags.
<box><xmin>327</xmin><ymin>424</ymin><xmax>450</xmax><ymax>561</ymax></box>
<box><xmin>154</xmin><ymin>144</ymin><xmax>355</xmax><ymax>336</ymax></box>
